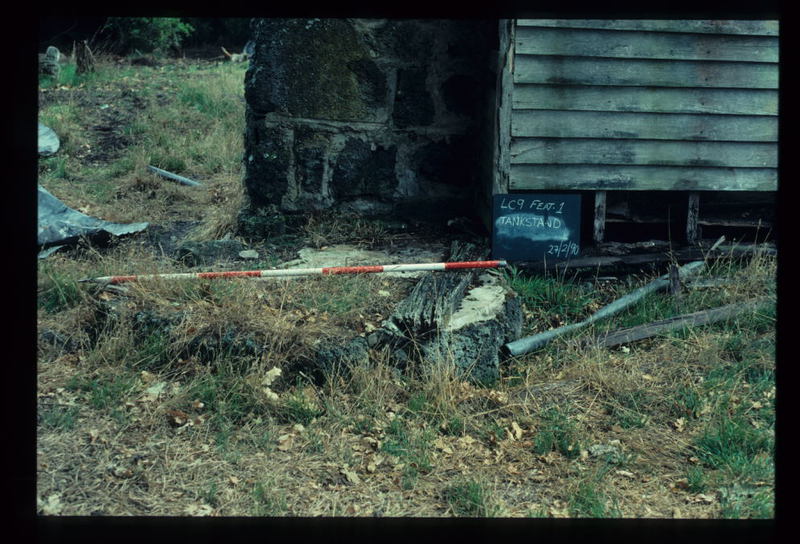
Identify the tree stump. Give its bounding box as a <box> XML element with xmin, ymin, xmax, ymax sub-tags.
<box><xmin>368</xmin><ymin>240</ymin><xmax>522</xmax><ymax>384</ymax></box>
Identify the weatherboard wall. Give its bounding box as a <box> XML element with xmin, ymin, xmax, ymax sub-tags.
<box><xmin>506</xmin><ymin>19</ymin><xmax>779</xmax><ymax>192</ymax></box>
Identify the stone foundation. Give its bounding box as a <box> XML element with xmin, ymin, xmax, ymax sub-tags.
<box><xmin>243</xmin><ymin>18</ymin><xmax>497</xmax><ymax>223</ymax></box>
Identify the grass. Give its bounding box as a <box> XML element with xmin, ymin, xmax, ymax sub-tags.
<box><xmin>38</xmin><ymin>263</ymin><xmax>85</xmax><ymax>313</ymax></box>
<box><xmin>36</xmin><ymin>50</ymin><xmax>776</xmax><ymax>518</ymax></box>
<box><xmin>568</xmin><ymin>478</ymin><xmax>621</xmax><ymax>518</ymax></box>
<box><xmin>533</xmin><ymin>407</ymin><xmax>583</xmax><ymax>459</ymax></box>
<box><xmin>39</xmin><ymin>405</ymin><xmax>80</xmax><ymax>431</ymax></box>
<box><xmin>443</xmin><ymin>478</ymin><xmax>501</xmax><ymax>517</ymax></box>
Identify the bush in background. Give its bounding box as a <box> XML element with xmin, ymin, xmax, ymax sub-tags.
<box><xmin>100</xmin><ymin>17</ymin><xmax>195</xmax><ymax>55</ymax></box>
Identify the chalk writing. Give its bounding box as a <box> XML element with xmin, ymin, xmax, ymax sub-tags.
<box><xmin>492</xmin><ymin>194</ymin><xmax>581</xmax><ymax>261</ymax></box>
<box><xmin>548</xmin><ymin>241</ymin><xmax>580</xmax><ymax>259</ymax></box>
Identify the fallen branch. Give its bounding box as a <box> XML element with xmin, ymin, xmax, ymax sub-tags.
<box><xmin>147</xmin><ymin>165</ymin><xmax>202</xmax><ymax>187</ymax></box>
<box><xmin>588</xmin><ymin>297</ymin><xmax>772</xmax><ymax>348</ymax></box>
<box><xmin>503</xmin><ymin>260</ymin><xmax>706</xmax><ymax>357</ymax></box>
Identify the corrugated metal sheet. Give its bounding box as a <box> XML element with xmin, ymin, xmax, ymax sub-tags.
<box><xmin>508</xmin><ymin>20</ymin><xmax>779</xmax><ymax>192</ymax></box>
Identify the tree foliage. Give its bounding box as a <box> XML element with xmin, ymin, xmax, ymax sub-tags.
<box><xmin>101</xmin><ymin>17</ymin><xmax>195</xmax><ymax>55</ymax></box>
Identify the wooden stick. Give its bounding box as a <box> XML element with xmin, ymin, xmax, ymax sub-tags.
<box><xmin>686</xmin><ymin>192</ymin><xmax>700</xmax><ymax>244</ymax></box>
<box><xmin>594</xmin><ymin>191</ymin><xmax>606</xmax><ymax>244</ymax></box>
<box><xmin>589</xmin><ymin>297</ymin><xmax>772</xmax><ymax>348</ymax></box>
<box><xmin>503</xmin><ymin>260</ymin><xmax>705</xmax><ymax>357</ymax></box>
<box><xmin>147</xmin><ymin>165</ymin><xmax>202</xmax><ymax>187</ymax></box>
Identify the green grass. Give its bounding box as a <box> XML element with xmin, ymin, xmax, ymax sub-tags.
<box><xmin>279</xmin><ymin>390</ymin><xmax>325</xmax><ymax>426</ymax></box>
<box><xmin>568</xmin><ymin>479</ymin><xmax>621</xmax><ymax>518</ymax></box>
<box><xmin>443</xmin><ymin>479</ymin><xmax>499</xmax><ymax>517</ymax></box>
<box><xmin>251</xmin><ymin>481</ymin><xmax>287</xmax><ymax>516</ymax></box>
<box><xmin>719</xmin><ymin>484</ymin><xmax>773</xmax><ymax>519</ymax></box>
<box><xmin>39</xmin><ymin>405</ymin><xmax>80</xmax><ymax>431</ymax></box>
<box><xmin>533</xmin><ymin>407</ymin><xmax>583</xmax><ymax>459</ymax></box>
<box><xmin>686</xmin><ymin>466</ymin><xmax>708</xmax><ymax>494</ymax></box>
<box><xmin>38</xmin><ymin>264</ymin><xmax>85</xmax><ymax>313</ymax></box>
<box><xmin>608</xmin><ymin>390</ymin><xmax>652</xmax><ymax>429</ymax></box>
<box><xmin>381</xmin><ymin>417</ymin><xmax>434</xmax><ymax>490</ymax></box>
<box><xmin>506</xmin><ymin>267</ymin><xmax>596</xmax><ymax>325</ymax></box>
<box><xmin>200</xmin><ymin>481</ymin><xmax>220</xmax><ymax>507</ymax></box>
<box><xmin>66</xmin><ymin>374</ymin><xmax>137</xmax><ymax>411</ymax></box>
<box><xmin>693</xmin><ymin>416</ymin><xmax>773</xmax><ymax>477</ymax></box>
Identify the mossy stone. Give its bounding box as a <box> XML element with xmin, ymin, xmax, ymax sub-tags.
<box><xmin>331</xmin><ymin>138</ymin><xmax>398</xmax><ymax>199</ymax></box>
<box><xmin>393</xmin><ymin>68</ymin><xmax>435</xmax><ymax>128</ymax></box>
<box><xmin>246</xmin><ymin>19</ymin><xmax>385</xmax><ymax>122</ymax></box>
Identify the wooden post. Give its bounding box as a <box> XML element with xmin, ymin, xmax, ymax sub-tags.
<box><xmin>594</xmin><ymin>191</ymin><xmax>606</xmax><ymax>244</ymax></box>
<box><xmin>686</xmin><ymin>192</ymin><xmax>700</xmax><ymax>244</ymax></box>
<box><xmin>75</xmin><ymin>40</ymin><xmax>95</xmax><ymax>74</ymax></box>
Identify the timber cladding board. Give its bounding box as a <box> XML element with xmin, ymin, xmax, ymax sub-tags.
<box><xmin>510</xmin><ymin>139</ymin><xmax>777</xmax><ymax>168</ymax></box>
<box><xmin>513</xmin><ymin>56</ymin><xmax>778</xmax><ymax>89</ymax></box>
<box><xmin>510</xmin><ymin>111</ymin><xmax>777</xmax><ymax>142</ymax></box>
<box><xmin>507</xmin><ymin>19</ymin><xmax>778</xmax><ymax>192</ymax></box>
<box><xmin>516</xmin><ymin>19</ymin><xmax>779</xmax><ymax>36</ymax></box>
<box><xmin>514</xmin><ymin>26</ymin><xmax>779</xmax><ymax>63</ymax></box>
<box><xmin>508</xmin><ymin>165</ymin><xmax>777</xmax><ymax>192</ymax></box>
<box><xmin>512</xmin><ymin>86</ymin><xmax>778</xmax><ymax>116</ymax></box>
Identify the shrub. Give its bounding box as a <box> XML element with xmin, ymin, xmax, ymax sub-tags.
<box><xmin>101</xmin><ymin>17</ymin><xmax>194</xmax><ymax>55</ymax></box>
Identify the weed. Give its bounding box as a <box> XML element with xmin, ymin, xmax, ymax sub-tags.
<box><xmin>279</xmin><ymin>389</ymin><xmax>324</xmax><ymax>426</ymax></box>
<box><xmin>131</xmin><ymin>331</ymin><xmax>173</xmax><ymax>371</ymax></box>
<box><xmin>568</xmin><ymin>480</ymin><xmax>620</xmax><ymax>518</ymax></box>
<box><xmin>686</xmin><ymin>466</ymin><xmax>707</xmax><ymax>494</ymax></box>
<box><xmin>443</xmin><ymin>479</ymin><xmax>499</xmax><ymax>517</ymax></box>
<box><xmin>671</xmin><ymin>386</ymin><xmax>704</xmax><ymax>419</ymax></box>
<box><xmin>201</xmin><ymin>481</ymin><xmax>219</xmax><ymax>507</ymax></box>
<box><xmin>407</xmin><ymin>392</ymin><xmax>429</xmax><ymax>415</ymax></box>
<box><xmin>252</xmin><ymin>481</ymin><xmax>287</xmax><ymax>516</ymax></box>
<box><xmin>188</xmin><ymin>370</ymin><xmax>266</xmax><ymax>429</ymax></box>
<box><xmin>38</xmin><ymin>264</ymin><xmax>84</xmax><ymax>313</ymax></box>
<box><xmin>693</xmin><ymin>416</ymin><xmax>773</xmax><ymax>478</ymax></box>
<box><xmin>213</xmin><ymin>419</ymin><xmax>234</xmax><ymax>452</ymax></box>
<box><xmin>533</xmin><ymin>407</ymin><xmax>582</xmax><ymax>459</ymax></box>
<box><xmin>67</xmin><ymin>374</ymin><xmax>136</xmax><ymax>411</ymax></box>
<box><xmin>506</xmin><ymin>268</ymin><xmax>596</xmax><ymax>325</ymax></box>
<box><xmin>303</xmin><ymin>430</ymin><xmax>326</xmax><ymax>454</ymax></box>
<box><xmin>475</xmin><ymin>419</ymin><xmax>506</xmax><ymax>444</ymax></box>
<box><xmin>381</xmin><ymin>417</ymin><xmax>434</xmax><ymax>486</ymax></box>
<box><xmin>441</xmin><ymin>415</ymin><xmax>466</xmax><ymax>436</ymax></box>
<box><xmin>608</xmin><ymin>391</ymin><xmax>652</xmax><ymax>429</ymax></box>
<box><xmin>719</xmin><ymin>484</ymin><xmax>773</xmax><ymax>519</ymax></box>
<box><xmin>39</xmin><ymin>405</ymin><xmax>80</xmax><ymax>431</ymax></box>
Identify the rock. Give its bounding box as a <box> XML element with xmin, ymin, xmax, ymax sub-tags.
<box><xmin>245</xmin><ymin>18</ymin><xmax>384</xmax><ymax>122</ymax></box>
<box><xmin>242</xmin><ymin>18</ymin><xmax>496</xmax><ymax>219</ymax></box>
<box><xmin>239</xmin><ymin>249</ymin><xmax>259</xmax><ymax>259</ymax></box>
<box><xmin>39</xmin><ymin>329</ymin><xmax>80</xmax><ymax>352</ymax></box>
<box><xmin>176</xmin><ymin>239</ymin><xmax>246</xmax><ymax>266</ymax></box>
<box><xmin>588</xmin><ymin>443</ymin><xmax>626</xmax><ymax>464</ymax></box>
<box><xmin>330</xmin><ymin>138</ymin><xmax>398</xmax><ymax>199</ymax></box>
<box><xmin>38</xmin><ymin>123</ymin><xmax>60</xmax><ymax>156</ymax></box>
<box><xmin>309</xmin><ymin>337</ymin><xmax>371</xmax><ymax>383</ymax></box>
<box><xmin>392</xmin><ymin>67</ymin><xmax>435</xmax><ymax>128</ymax></box>
<box><xmin>242</xmin><ymin>122</ymin><xmax>293</xmax><ymax>209</ymax></box>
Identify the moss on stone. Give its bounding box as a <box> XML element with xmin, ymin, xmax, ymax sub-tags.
<box><xmin>250</xmin><ymin>19</ymin><xmax>384</xmax><ymax>121</ymax></box>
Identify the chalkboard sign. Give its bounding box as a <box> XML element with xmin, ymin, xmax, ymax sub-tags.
<box><xmin>491</xmin><ymin>194</ymin><xmax>581</xmax><ymax>261</ymax></box>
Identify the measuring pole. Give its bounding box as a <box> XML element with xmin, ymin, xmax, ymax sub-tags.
<box><xmin>80</xmin><ymin>260</ymin><xmax>508</xmax><ymax>284</ymax></box>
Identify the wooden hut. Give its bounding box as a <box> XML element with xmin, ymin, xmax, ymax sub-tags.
<box><xmin>491</xmin><ymin>19</ymin><xmax>778</xmax><ymax>245</ymax></box>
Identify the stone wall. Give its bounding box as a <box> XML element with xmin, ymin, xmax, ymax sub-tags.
<box><xmin>242</xmin><ymin>18</ymin><xmax>497</xmax><ymax>225</ymax></box>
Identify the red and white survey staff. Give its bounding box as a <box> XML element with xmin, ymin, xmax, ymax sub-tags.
<box><xmin>81</xmin><ymin>260</ymin><xmax>508</xmax><ymax>284</ymax></box>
